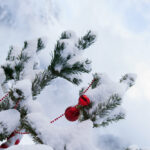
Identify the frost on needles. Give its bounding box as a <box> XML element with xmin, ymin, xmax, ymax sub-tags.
<box><xmin>0</xmin><ymin>30</ymin><xmax>136</xmax><ymax>150</ymax></box>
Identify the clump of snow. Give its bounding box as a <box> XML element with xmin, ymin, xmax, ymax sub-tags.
<box><xmin>27</xmin><ymin>112</ymin><xmax>98</xmax><ymax>150</ymax></box>
<box><xmin>86</xmin><ymin>73</ymin><xmax>126</xmax><ymax>106</ymax></box>
<box><xmin>97</xmin><ymin>134</ymin><xmax>129</xmax><ymax>150</ymax></box>
<box><xmin>7</xmin><ymin>145</ymin><xmax>53</xmax><ymax>150</ymax></box>
<box><xmin>66</xmin><ymin>73</ymin><xmax>82</xmax><ymax>83</ymax></box>
<box><xmin>63</xmin><ymin>30</ymin><xmax>78</xmax><ymax>41</ymax></box>
<box><xmin>0</xmin><ymin>109</ymin><xmax>20</xmax><ymax>134</ymax></box>
<box><xmin>19</xmin><ymin>39</ymin><xmax>46</xmax><ymax>81</ymax></box>
<box><xmin>23</xmin><ymin>39</ymin><xmax>37</xmax><ymax>57</ymax></box>
<box><xmin>9</xmin><ymin>46</ymin><xmax>21</xmax><ymax>60</ymax></box>
<box><xmin>59</xmin><ymin>39</ymin><xmax>80</xmax><ymax>61</ymax></box>
<box><xmin>120</xmin><ymin>73</ymin><xmax>137</xmax><ymax>89</ymax></box>
<box><xmin>25</xmin><ymin>101</ymin><xmax>44</xmax><ymax>114</ymax></box>
<box><xmin>13</xmin><ymin>79</ymin><xmax>32</xmax><ymax>99</ymax></box>
<box><xmin>128</xmin><ymin>145</ymin><xmax>140</xmax><ymax>150</ymax></box>
<box><xmin>54</xmin><ymin>64</ymin><xmax>62</xmax><ymax>73</ymax></box>
<box><xmin>127</xmin><ymin>145</ymin><xmax>150</xmax><ymax>150</ymax></box>
<box><xmin>0</xmin><ymin>85</ymin><xmax>4</xmax><ymax>98</ymax></box>
<box><xmin>0</xmin><ymin>68</ymin><xmax>6</xmax><ymax>84</ymax></box>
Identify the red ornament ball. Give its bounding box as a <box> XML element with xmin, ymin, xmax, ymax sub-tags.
<box><xmin>65</xmin><ymin>106</ymin><xmax>80</xmax><ymax>121</ymax></box>
<box><xmin>78</xmin><ymin>95</ymin><xmax>90</xmax><ymax>106</ymax></box>
<box><xmin>15</xmin><ymin>139</ymin><xmax>20</xmax><ymax>145</ymax></box>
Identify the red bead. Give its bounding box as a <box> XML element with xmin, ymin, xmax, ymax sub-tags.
<box><xmin>65</xmin><ymin>106</ymin><xmax>80</xmax><ymax>121</ymax></box>
<box><xmin>15</xmin><ymin>139</ymin><xmax>20</xmax><ymax>145</ymax></box>
<box><xmin>0</xmin><ymin>144</ymin><xmax>8</xmax><ymax>148</ymax></box>
<box><xmin>78</xmin><ymin>95</ymin><xmax>90</xmax><ymax>106</ymax></box>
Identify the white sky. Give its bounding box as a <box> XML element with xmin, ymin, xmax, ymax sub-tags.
<box><xmin>0</xmin><ymin>0</ymin><xmax>150</xmax><ymax>148</ymax></box>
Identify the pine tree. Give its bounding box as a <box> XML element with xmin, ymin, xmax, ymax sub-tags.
<box><xmin>0</xmin><ymin>30</ymin><xmax>136</xmax><ymax>150</ymax></box>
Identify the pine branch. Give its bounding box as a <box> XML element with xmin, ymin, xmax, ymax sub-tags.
<box><xmin>32</xmin><ymin>31</ymin><xmax>96</xmax><ymax>98</ymax></box>
<box><xmin>0</xmin><ymin>122</ymin><xmax>9</xmax><ymax>141</ymax></box>
<box><xmin>95</xmin><ymin>94</ymin><xmax>122</xmax><ymax>119</ymax></box>
<box><xmin>6</xmin><ymin>46</ymin><xmax>14</xmax><ymax>61</ymax></box>
<box><xmin>77</xmin><ymin>30</ymin><xmax>96</xmax><ymax>50</ymax></box>
<box><xmin>79</xmin><ymin>94</ymin><xmax>122</xmax><ymax>126</ymax></box>
<box><xmin>1</xmin><ymin>64</ymin><xmax>14</xmax><ymax>80</ymax></box>
<box><xmin>32</xmin><ymin>69</ymin><xmax>56</xmax><ymax>98</ymax></box>
<box><xmin>0</xmin><ymin>98</ymin><xmax>10</xmax><ymax>111</ymax></box>
<box><xmin>120</xmin><ymin>73</ymin><xmax>136</xmax><ymax>88</ymax></box>
<box><xmin>2</xmin><ymin>51</ymin><xmax>30</xmax><ymax>81</ymax></box>
<box><xmin>3</xmin><ymin>38</ymin><xmax>46</xmax><ymax>82</ymax></box>
<box><xmin>94</xmin><ymin>112</ymin><xmax>125</xmax><ymax>127</ymax></box>
<box><xmin>50</xmin><ymin>31</ymin><xmax>94</xmax><ymax>84</ymax></box>
<box><xmin>37</xmin><ymin>38</ymin><xmax>45</xmax><ymax>52</ymax></box>
<box><xmin>79</xmin><ymin>73</ymin><xmax>101</xmax><ymax>95</ymax></box>
<box><xmin>21</xmin><ymin>119</ymin><xmax>43</xmax><ymax>144</ymax></box>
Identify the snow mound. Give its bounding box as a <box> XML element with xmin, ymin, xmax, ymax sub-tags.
<box><xmin>0</xmin><ymin>109</ymin><xmax>20</xmax><ymax>133</ymax></box>
<box><xmin>7</xmin><ymin>145</ymin><xmax>53</xmax><ymax>150</ymax></box>
<box><xmin>27</xmin><ymin>112</ymin><xmax>98</xmax><ymax>150</ymax></box>
<box><xmin>0</xmin><ymin>68</ymin><xmax>6</xmax><ymax>84</ymax></box>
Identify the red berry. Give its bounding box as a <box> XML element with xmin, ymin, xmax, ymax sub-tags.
<box><xmin>78</xmin><ymin>95</ymin><xmax>90</xmax><ymax>106</ymax></box>
<box><xmin>65</xmin><ymin>106</ymin><xmax>80</xmax><ymax>121</ymax></box>
<box><xmin>15</xmin><ymin>139</ymin><xmax>20</xmax><ymax>145</ymax></box>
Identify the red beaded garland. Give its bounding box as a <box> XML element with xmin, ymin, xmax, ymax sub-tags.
<box><xmin>65</xmin><ymin>106</ymin><xmax>80</xmax><ymax>121</ymax></box>
<box><xmin>78</xmin><ymin>95</ymin><xmax>90</xmax><ymax>106</ymax></box>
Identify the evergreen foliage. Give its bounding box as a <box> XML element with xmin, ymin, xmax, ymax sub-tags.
<box><xmin>0</xmin><ymin>30</ymin><xmax>136</xmax><ymax>150</ymax></box>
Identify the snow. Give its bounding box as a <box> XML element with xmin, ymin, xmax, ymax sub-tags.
<box><xmin>9</xmin><ymin>46</ymin><xmax>21</xmax><ymax>60</ymax></box>
<box><xmin>54</xmin><ymin>64</ymin><xmax>62</xmax><ymax>73</ymax></box>
<box><xmin>0</xmin><ymin>86</ymin><xmax>4</xmax><ymax>98</ymax></box>
<box><xmin>0</xmin><ymin>68</ymin><xmax>5</xmax><ymax>98</ymax></box>
<box><xmin>0</xmin><ymin>68</ymin><xmax>6</xmax><ymax>84</ymax></box>
<box><xmin>26</xmin><ymin>112</ymin><xmax>98</xmax><ymax>150</ymax></box>
<box><xmin>86</xmin><ymin>73</ymin><xmax>127</xmax><ymax>106</ymax></box>
<box><xmin>25</xmin><ymin>101</ymin><xmax>44</xmax><ymax>114</ymax></box>
<box><xmin>59</xmin><ymin>39</ymin><xmax>80</xmax><ymax>61</ymax></box>
<box><xmin>23</xmin><ymin>40</ymin><xmax>37</xmax><ymax>56</ymax></box>
<box><xmin>54</xmin><ymin>30</ymin><xmax>91</xmax><ymax>73</ymax></box>
<box><xmin>63</xmin><ymin>30</ymin><xmax>78</xmax><ymax>41</ymax></box>
<box><xmin>128</xmin><ymin>145</ymin><xmax>147</xmax><ymax>150</ymax></box>
<box><xmin>128</xmin><ymin>145</ymin><xmax>140</xmax><ymax>150</ymax></box>
<box><xmin>13</xmin><ymin>79</ymin><xmax>32</xmax><ymax>99</ymax></box>
<box><xmin>121</xmin><ymin>73</ymin><xmax>137</xmax><ymax>89</ymax></box>
<box><xmin>20</xmin><ymin>40</ymin><xmax>39</xmax><ymax>81</ymax></box>
<box><xmin>97</xmin><ymin>106</ymin><xmax>125</xmax><ymax>125</ymax></box>
<box><xmin>127</xmin><ymin>145</ymin><xmax>150</xmax><ymax>150</ymax></box>
<box><xmin>81</xmin><ymin>73</ymin><xmax>132</xmax><ymax>125</ymax></box>
<box><xmin>0</xmin><ymin>109</ymin><xmax>20</xmax><ymax>134</ymax></box>
<box><xmin>7</xmin><ymin>145</ymin><xmax>53</xmax><ymax>150</ymax></box>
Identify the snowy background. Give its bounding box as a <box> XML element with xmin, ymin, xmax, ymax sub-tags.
<box><xmin>0</xmin><ymin>0</ymin><xmax>150</xmax><ymax>149</ymax></box>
